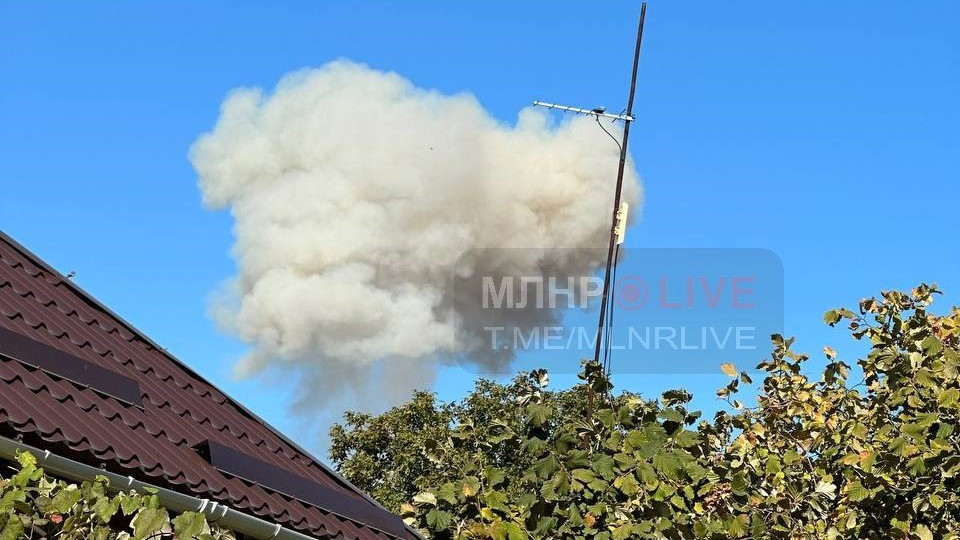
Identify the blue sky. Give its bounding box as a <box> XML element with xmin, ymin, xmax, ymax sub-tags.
<box><xmin>2</xmin><ymin>1</ymin><xmax>958</xmax><ymax>454</ymax></box>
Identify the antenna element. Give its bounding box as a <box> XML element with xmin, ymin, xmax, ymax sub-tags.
<box><xmin>532</xmin><ymin>101</ymin><xmax>634</xmax><ymax>122</ymax></box>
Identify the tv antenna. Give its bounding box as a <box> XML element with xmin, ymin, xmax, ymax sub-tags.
<box><xmin>533</xmin><ymin>3</ymin><xmax>647</xmax><ymax>378</ymax></box>
<box><xmin>531</xmin><ymin>102</ymin><xmax>634</xmax><ymax>123</ymax></box>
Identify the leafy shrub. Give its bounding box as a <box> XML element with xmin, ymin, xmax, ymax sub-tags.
<box><xmin>331</xmin><ymin>285</ymin><xmax>960</xmax><ymax>539</ymax></box>
<box><xmin>0</xmin><ymin>451</ymin><xmax>234</xmax><ymax>540</ymax></box>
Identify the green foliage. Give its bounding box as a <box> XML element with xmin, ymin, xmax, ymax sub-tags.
<box><xmin>0</xmin><ymin>451</ymin><xmax>235</xmax><ymax>540</ymax></box>
<box><xmin>329</xmin><ymin>372</ymin><xmax>606</xmax><ymax>513</ymax></box>
<box><xmin>331</xmin><ymin>285</ymin><xmax>960</xmax><ymax>539</ymax></box>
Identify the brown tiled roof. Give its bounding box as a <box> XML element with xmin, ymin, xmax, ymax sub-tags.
<box><xmin>0</xmin><ymin>231</ymin><xmax>416</xmax><ymax>540</ymax></box>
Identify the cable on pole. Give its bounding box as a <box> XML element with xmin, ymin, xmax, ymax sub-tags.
<box><xmin>591</xmin><ymin>3</ymin><xmax>646</xmax><ymax>374</ymax></box>
<box><xmin>594</xmin><ymin>116</ymin><xmax>623</xmax><ymax>153</ymax></box>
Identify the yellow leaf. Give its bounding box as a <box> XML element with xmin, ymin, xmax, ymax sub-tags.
<box><xmin>16</xmin><ymin>451</ymin><xmax>37</xmax><ymax>468</ymax></box>
<box><xmin>840</xmin><ymin>453</ymin><xmax>860</xmax><ymax>466</ymax></box>
<box><xmin>462</xmin><ymin>477</ymin><xmax>481</xmax><ymax>497</ymax></box>
<box><xmin>720</xmin><ymin>363</ymin><xmax>738</xmax><ymax>377</ymax></box>
<box><xmin>823</xmin><ymin>346</ymin><xmax>836</xmax><ymax>359</ymax></box>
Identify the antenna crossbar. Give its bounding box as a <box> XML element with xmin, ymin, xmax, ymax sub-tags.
<box><xmin>532</xmin><ymin>101</ymin><xmax>634</xmax><ymax>122</ymax></box>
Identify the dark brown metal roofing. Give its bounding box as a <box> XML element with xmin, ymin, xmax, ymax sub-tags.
<box><xmin>0</xmin><ymin>231</ymin><xmax>416</xmax><ymax>540</ymax></box>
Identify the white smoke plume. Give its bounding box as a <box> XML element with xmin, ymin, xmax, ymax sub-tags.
<box><xmin>190</xmin><ymin>60</ymin><xmax>641</xmax><ymax>429</ymax></box>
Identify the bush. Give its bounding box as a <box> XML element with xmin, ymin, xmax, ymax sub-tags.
<box><xmin>331</xmin><ymin>285</ymin><xmax>960</xmax><ymax>539</ymax></box>
<box><xmin>0</xmin><ymin>451</ymin><xmax>233</xmax><ymax>540</ymax></box>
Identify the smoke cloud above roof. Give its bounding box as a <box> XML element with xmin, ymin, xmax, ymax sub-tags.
<box><xmin>190</xmin><ymin>60</ymin><xmax>641</xmax><ymax>431</ymax></box>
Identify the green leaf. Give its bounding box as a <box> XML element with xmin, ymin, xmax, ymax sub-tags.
<box><xmin>15</xmin><ymin>451</ymin><xmax>37</xmax><ymax>470</ymax></box>
<box><xmin>938</xmin><ymin>388</ymin><xmax>959</xmax><ymax>407</ymax></box>
<box><xmin>815</xmin><ymin>480</ymin><xmax>836</xmax><ymax>499</ymax></box>
<box><xmin>526</xmin><ymin>403</ymin><xmax>553</xmax><ymax>426</ymax></box>
<box><xmin>728</xmin><ymin>514</ymin><xmax>749</xmax><ymax>537</ymax></box>
<box><xmin>730</xmin><ymin>471</ymin><xmax>748</xmax><ymax>496</ymax></box>
<box><xmin>921</xmin><ymin>336</ymin><xmax>943</xmax><ymax>357</ymax></box>
<box><xmin>637</xmin><ymin>462</ymin><xmax>658</xmax><ymax>490</ymax></box>
<box><xmin>594</xmin><ymin>408</ymin><xmax>615</xmax><ymax>428</ymax></box>
<box><xmin>613</xmin><ymin>474</ymin><xmax>640</xmax><ymax>496</ymax></box>
<box><xmin>92</xmin><ymin>495</ymin><xmax>119</xmax><ymax>523</ymax></box>
<box><xmin>413</xmin><ymin>491</ymin><xmax>437</xmax><ymax>506</ymax></box>
<box><xmin>611</xmin><ymin>524</ymin><xmax>635</xmax><ymax>540</ymax></box>
<box><xmin>521</xmin><ymin>436</ymin><xmax>548</xmax><ymax>456</ymax></box>
<box><xmin>845</xmin><ymin>481</ymin><xmax>870</xmax><ymax>502</ymax></box>
<box><xmin>564</xmin><ymin>449</ymin><xmax>590</xmax><ymax>469</ymax></box>
<box><xmin>907</xmin><ymin>457</ymin><xmax>928</xmax><ymax>475</ymax></box>
<box><xmin>172</xmin><ymin>512</ymin><xmax>209</xmax><ymax>540</ymax></box>
<box><xmin>49</xmin><ymin>486</ymin><xmax>83</xmax><ymax>513</ymax></box>
<box><xmin>673</xmin><ymin>429</ymin><xmax>700</xmax><ymax>448</ymax></box>
<box><xmin>889</xmin><ymin>437</ymin><xmax>910</xmax><ymax>456</ymax></box>
<box><xmin>531</xmin><ymin>455</ymin><xmax>559</xmax><ymax>479</ymax></box>
<box><xmin>571</xmin><ymin>468</ymin><xmax>596</xmax><ymax>484</ymax></box>
<box><xmin>624</xmin><ymin>429</ymin><xmax>645</xmax><ymax>450</ymax></box>
<box><xmin>435</xmin><ymin>483</ymin><xmax>458</xmax><ymax>504</ymax></box>
<box><xmin>549</xmin><ymin>470</ymin><xmax>570</xmax><ymax>496</ymax></box>
<box><xmin>131</xmin><ymin>507</ymin><xmax>169</xmax><ymax>540</ymax></box>
<box><xmin>592</xmin><ymin>454</ymin><xmax>616</xmax><ymax>480</ymax></box>
<box><xmin>530</xmin><ymin>516</ymin><xmax>556</xmax><ymax>536</ymax></box>
<box><xmin>685</xmin><ymin>462</ymin><xmax>710</xmax><ymax>482</ymax></box>
<box><xmin>0</xmin><ymin>515</ymin><xmax>24</xmax><ymax>540</ymax></box>
<box><xmin>505</xmin><ymin>521</ymin><xmax>527</xmax><ymax>540</ymax></box>
<box><xmin>484</xmin><ymin>468</ymin><xmax>506</xmax><ymax>488</ymax></box>
<box><xmin>659</xmin><ymin>407</ymin><xmax>684</xmax><ymax>423</ymax></box>
<box><xmin>92</xmin><ymin>526</ymin><xmax>112</xmax><ymax>540</ymax></box>
<box><xmin>915</xmin><ymin>524</ymin><xmax>933</xmax><ymax>540</ymax></box>
<box><xmin>426</xmin><ymin>509</ymin><xmax>453</xmax><ymax>531</ymax></box>
<box><xmin>482</xmin><ymin>490</ymin><xmax>509</xmax><ymax>510</ymax></box>
<box><xmin>652</xmin><ymin>452</ymin><xmax>681</xmax><ymax>478</ymax></box>
<box><xmin>121</xmin><ymin>494</ymin><xmax>144</xmax><ymax>516</ymax></box>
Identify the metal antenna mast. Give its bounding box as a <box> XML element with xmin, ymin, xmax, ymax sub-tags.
<box><xmin>533</xmin><ymin>3</ymin><xmax>647</xmax><ymax>370</ymax></box>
